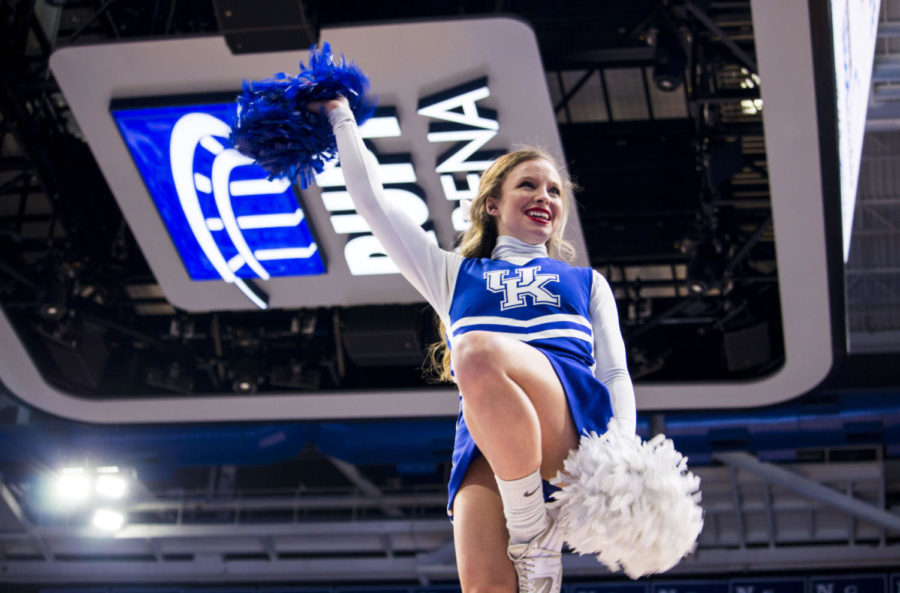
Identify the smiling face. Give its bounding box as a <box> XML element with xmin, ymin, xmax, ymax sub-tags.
<box><xmin>486</xmin><ymin>158</ymin><xmax>565</xmax><ymax>246</ymax></box>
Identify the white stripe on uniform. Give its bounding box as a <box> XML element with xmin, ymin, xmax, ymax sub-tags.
<box><xmin>450</xmin><ymin>328</ymin><xmax>594</xmax><ymax>347</ymax></box>
<box><xmin>450</xmin><ymin>313</ymin><xmax>592</xmax><ymax>334</ymax></box>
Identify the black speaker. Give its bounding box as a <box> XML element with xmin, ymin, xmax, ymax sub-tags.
<box><xmin>213</xmin><ymin>0</ymin><xmax>319</xmax><ymax>55</ymax></box>
<box><xmin>342</xmin><ymin>306</ymin><xmax>424</xmax><ymax>367</ymax></box>
<box><xmin>722</xmin><ymin>322</ymin><xmax>771</xmax><ymax>373</ymax></box>
<box><xmin>39</xmin><ymin>320</ymin><xmax>109</xmax><ymax>390</ymax></box>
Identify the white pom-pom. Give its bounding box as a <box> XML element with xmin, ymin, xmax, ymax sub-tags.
<box><xmin>550</xmin><ymin>419</ymin><xmax>703</xmax><ymax>579</ymax></box>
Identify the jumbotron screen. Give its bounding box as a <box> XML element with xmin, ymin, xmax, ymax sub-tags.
<box><xmin>111</xmin><ymin>99</ymin><xmax>325</xmax><ymax>282</ymax></box>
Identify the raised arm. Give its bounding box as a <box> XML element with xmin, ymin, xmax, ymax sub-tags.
<box><xmin>590</xmin><ymin>270</ymin><xmax>637</xmax><ymax>434</ymax></box>
<box><xmin>315</xmin><ymin>98</ymin><xmax>461</xmax><ymax>316</ymax></box>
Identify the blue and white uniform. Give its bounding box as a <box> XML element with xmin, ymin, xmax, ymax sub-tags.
<box><xmin>329</xmin><ymin>106</ymin><xmax>636</xmax><ymax>517</ymax></box>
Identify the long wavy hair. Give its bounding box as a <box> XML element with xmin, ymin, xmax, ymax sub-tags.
<box><xmin>424</xmin><ymin>147</ymin><xmax>577</xmax><ymax>382</ymax></box>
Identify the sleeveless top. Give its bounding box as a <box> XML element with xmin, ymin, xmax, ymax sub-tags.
<box><xmin>447</xmin><ymin>257</ymin><xmax>596</xmax><ymax>368</ymax></box>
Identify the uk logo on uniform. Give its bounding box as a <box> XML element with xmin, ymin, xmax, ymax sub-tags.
<box><xmin>484</xmin><ymin>266</ymin><xmax>560</xmax><ymax>310</ymax></box>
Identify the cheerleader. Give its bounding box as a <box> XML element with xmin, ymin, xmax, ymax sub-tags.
<box><xmin>309</xmin><ymin>96</ymin><xmax>636</xmax><ymax>593</ymax></box>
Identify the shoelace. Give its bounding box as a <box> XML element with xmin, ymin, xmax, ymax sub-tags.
<box><xmin>512</xmin><ymin>557</ymin><xmax>554</xmax><ymax>593</ymax></box>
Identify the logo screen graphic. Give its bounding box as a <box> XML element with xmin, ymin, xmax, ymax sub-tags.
<box><xmin>111</xmin><ymin>100</ymin><xmax>325</xmax><ymax>288</ymax></box>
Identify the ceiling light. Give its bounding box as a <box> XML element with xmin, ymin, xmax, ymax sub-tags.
<box><xmin>686</xmin><ymin>239</ymin><xmax>723</xmax><ymax>295</ymax></box>
<box><xmin>95</xmin><ymin>474</ymin><xmax>128</xmax><ymax>499</ymax></box>
<box><xmin>652</xmin><ymin>24</ymin><xmax>687</xmax><ymax>92</ymax></box>
<box><xmin>91</xmin><ymin>508</ymin><xmax>125</xmax><ymax>532</ymax></box>
<box><xmin>229</xmin><ymin>358</ymin><xmax>260</xmax><ymax>394</ymax></box>
<box><xmin>53</xmin><ymin>471</ymin><xmax>91</xmax><ymax>505</ymax></box>
<box><xmin>741</xmin><ymin>99</ymin><xmax>764</xmax><ymax>115</ymax></box>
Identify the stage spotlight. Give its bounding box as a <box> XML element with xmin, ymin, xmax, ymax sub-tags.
<box><xmin>686</xmin><ymin>239</ymin><xmax>722</xmax><ymax>295</ymax></box>
<box><xmin>229</xmin><ymin>358</ymin><xmax>260</xmax><ymax>394</ymax></box>
<box><xmin>652</xmin><ymin>24</ymin><xmax>687</xmax><ymax>92</ymax></box>
<box><xmin>37</xmin><ymin>293</ymin><xmax>66</xmax><ymax>321</ymax></box>
<box><xmin>92</xmin><ymin>508</ymin><xmax>125</xmax><ymax>532</ymax></box>
<box><xmin>37</xmin><ymin>269</ymin><xmax>70</xmax><ymax>321</ymax></box>
<box><xmin>53</xmin><ymin>468</ymin><xmax>91</xmax><ymax>506</ymax></box>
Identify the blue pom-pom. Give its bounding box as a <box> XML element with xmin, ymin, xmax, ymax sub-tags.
<box><xmin>231</xmin><ymin>42</ymin><xmax>377</xmax><ymax>188</ymax></box>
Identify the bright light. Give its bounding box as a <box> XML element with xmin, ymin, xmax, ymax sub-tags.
<box><xmin>741</xmin><ymin>99</ymin><xmax>764</xmax><ymax>115</ymax></box>
<box><xmin>95</xmin><ymin>474</ymin><xmax>127</xmax><ymax>499</ymax></box>
<box><xmin>739</xmin><ymin>71</ymin><xmax>762</xmax><ymax>89</ymax></box>
<box><xmin>92</xmin><ymin>508</ymin><xmax>125</xmax><ymax>532</ymax></box>
<box><xmin>54</xmin><ymin>470</ymin><xmax>91</xmax><ymax>505</ymax></box>
<box><xmin>96</xmin><ymin>466</ymin><xmax>120</xmax><ymax>474</ymax></box>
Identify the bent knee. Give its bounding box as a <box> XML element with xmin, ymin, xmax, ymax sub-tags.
<box><xmin>451</xmin><ymin>331</ymin><xmax>507</xmax><ymax>385</ymax></box>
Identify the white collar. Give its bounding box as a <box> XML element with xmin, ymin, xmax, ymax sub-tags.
<box><xmin>490</xmin><ymin>235</ymin><xmax>549</xmax><ymax>261</ymax></box>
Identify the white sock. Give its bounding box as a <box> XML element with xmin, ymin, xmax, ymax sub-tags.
<box><xmin>495</xmin><ymin>469</ymin><xmax>548</xmax><ymax>544</ymax></box>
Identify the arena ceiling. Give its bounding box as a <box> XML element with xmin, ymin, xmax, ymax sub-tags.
<box><xmin>0</xmin><ymin>0</ymin><xmax>887</xmax><ymax>423</ymax></box>
<box><xmin>3</xmin><ymin>0</ymin><xmax>900</xmax><ymax>585</ymax></box>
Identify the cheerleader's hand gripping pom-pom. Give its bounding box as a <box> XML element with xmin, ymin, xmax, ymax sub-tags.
<box><xmin>231</xmin><ymin>42</ymin><xmax>376</xmax><ymax>188</ymax></box>
<box><xmin>550</xmin><ymin>419</ymin><xmax>703</xmax><ymax>579</ymax></box>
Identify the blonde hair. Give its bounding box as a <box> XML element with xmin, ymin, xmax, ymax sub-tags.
<box><xmin>424</xmin><ymin>147</ymin><xmax>577</xmax><ymax>382</ymax></box>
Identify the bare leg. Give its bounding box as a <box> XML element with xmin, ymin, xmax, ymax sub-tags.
<box><xmin>452</xmin><ymin>331</ymin><xmax>578</xmax><ymax>481</ymax></box>
<box><xmin>452</xmin><ymin>332</ymin><xmax>578</xmax><ymax>592</ymax></box>
<box><xmin>453</xmin><ymin>456</ymin><xmax>517</xmax><ymax>593</ymax></box>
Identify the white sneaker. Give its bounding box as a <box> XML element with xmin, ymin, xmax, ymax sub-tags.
<box><xmin>507</xmin><ymin>516</ymin><xmax>563</xmax><ymax>593</ymax></box>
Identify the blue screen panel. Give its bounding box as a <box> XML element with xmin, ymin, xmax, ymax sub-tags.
<box><xmin>653</xmin><ymin>582</ymin><xmax>729</xmax><ymax>593</ymax></box>
<box><xmin>809</xmin><ymin>576</ymin><xmax>886</xmax><ymax>593</ymax></box>
<box><xmin>572</xmin><ymin>583</ymin><xmax>649</xmax><ymax>593</ymax></box>
<box><xmin>111</xmin><ymin>100</ymin><xmax>325</xmax><ymax>281</ymax></box>
<box><xmin>731</xmin><ymin>578</ymin><xmax>805</xmax><ymax>593</ymax></box>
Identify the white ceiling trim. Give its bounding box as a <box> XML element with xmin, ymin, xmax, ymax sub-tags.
<box><xmin>0</xmin><ymin>7</ymin><xmax>836</xmax><ymax>421</ymax></box>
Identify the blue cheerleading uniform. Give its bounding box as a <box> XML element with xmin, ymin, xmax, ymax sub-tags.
<box><xmin>328</xmin><ymin>106</ymin><xmax>636</xmax><ymax>519</ymax></box>
<box><xmin>446</xmin><ymin>257</ymin><xmax>615</xmax><ymax>514</ymax></box>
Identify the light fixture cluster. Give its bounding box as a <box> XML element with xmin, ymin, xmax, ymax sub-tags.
<box><xmin>740</xmin><ymin>98</ymin><xmax>764</xmax><ymax>115</ymax></box>
<box><xmin>739</xmin><ymin>68</ymin><xmax>762</xmax><ymax>89</ymax></box>
<box><xmin>50</xmin><ymin>466</ymin><xmax>129</xmax><ymax>533</ymax></box>
<box><xmin>739</xmin><ymin>68</ymin><xmax>763</xmax><ymax>115</ymax></box>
